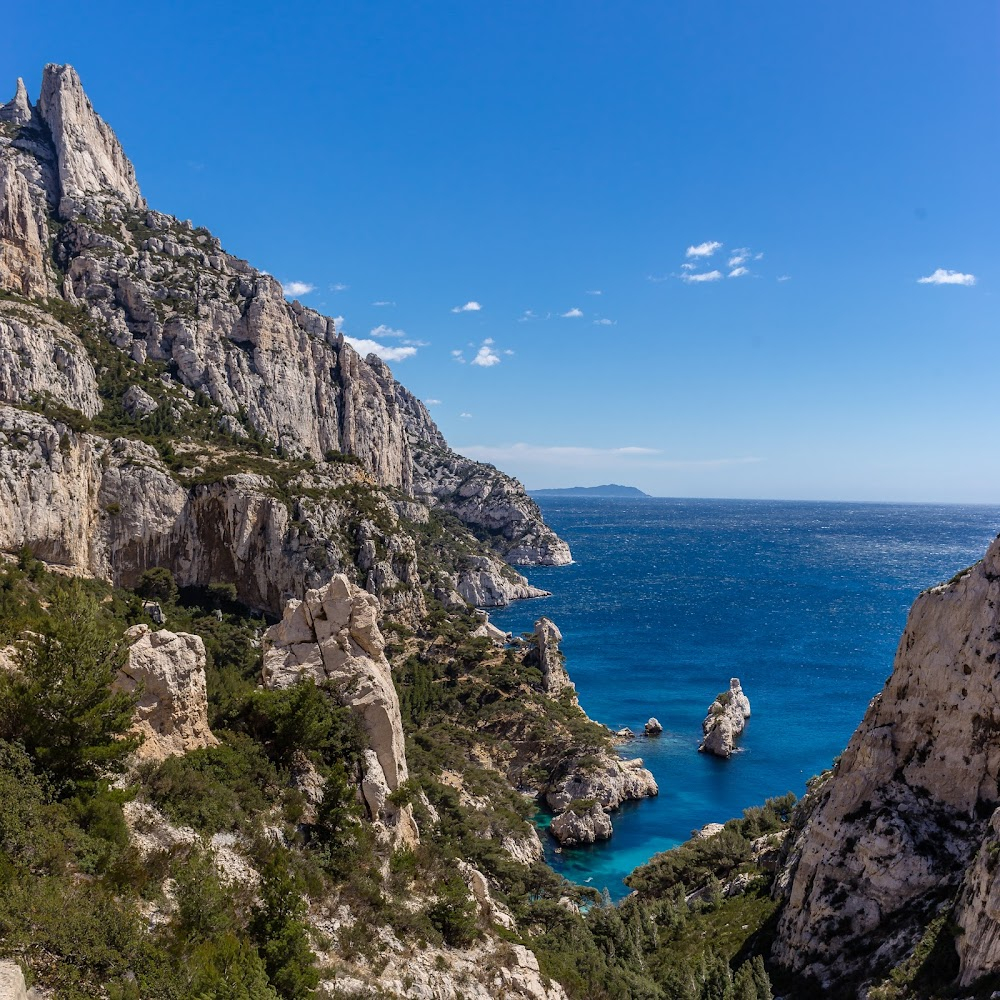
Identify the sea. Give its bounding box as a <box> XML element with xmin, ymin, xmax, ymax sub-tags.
<box><xmin>488</xmin><ymin>498</ymin><xmax>1000</xmax><ymax>900</ymax></box>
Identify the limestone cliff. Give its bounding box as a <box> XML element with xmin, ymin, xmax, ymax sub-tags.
<box><xmin>771</xmin><ymin>537</ymin><xmax>1000</xmax><ymax>993</ymax></box>
<box><xmin>0</xmin><ymin>63</ymin><xmax>570</xmax><ymax>605</ymax></box>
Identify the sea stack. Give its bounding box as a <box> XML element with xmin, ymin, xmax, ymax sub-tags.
<box><xmin>699</xmin><ymin>678</ymin><xmax>751</xmax><ymax>758</ymax></box>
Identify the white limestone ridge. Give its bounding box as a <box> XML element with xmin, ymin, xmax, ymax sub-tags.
<box><xmin>0</xmin><ymin>65</ymin><xmax>570</xmax><ymax>586</ymax></box>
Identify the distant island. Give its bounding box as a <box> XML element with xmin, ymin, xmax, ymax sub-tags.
<box><xmin>530</xmin><ymin>484</ymin><xmax>651</xmax><ymax>498</ymax></box>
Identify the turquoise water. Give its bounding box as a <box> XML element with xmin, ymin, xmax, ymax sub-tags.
<box><xmin>489</xmin><ymin>498</ymin><xmax>1000</xmax><ymax>899</ymax></box>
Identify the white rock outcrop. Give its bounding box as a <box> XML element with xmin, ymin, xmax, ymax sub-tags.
<box><xmin>0</xmin><ymin>303</ymin><xmax>101</xmax><ymax>417</ymax></box>
<box><xmin>0</xmin><ymin>961</ymin><xmax>28</xmax><ymax>1000</ymax></box>
<box><xmin>772</xmin><ymin>538</ymin><xmax>1000</xmax><ymax>992</ymax></box>
<box><xmin>531</xmin><ymin>616</ymin><xmax>576</xmax><ymax>700</ymax></box>
<box><xmin>699</xmin><ymin>678</ymin><xmax>751</xmax><ymax>758</ymax></box>
<box><xmin>116</xmin><ymin>625</ymin><xmax>218</xmax><ymax>761</ymax></box>
<box><xmin>550</xmin><ymin>802</ymin><xmax>613</xmax><ymax>846</ymax></box>
<box><xmin>263</xmin><ymin>576</ymin><xmax>418</xmax><ymax>843</ymax></box>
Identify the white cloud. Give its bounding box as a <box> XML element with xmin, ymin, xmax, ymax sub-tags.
<box><xmin>594</xmin><ymin>318</ymin><xmax>616</xmax><ymax>326</ymax></box>
<box><xmin>460</xmin><ymin>412</ymin><xmax>473</xmax><ymax>418</ymax></box>
<box><xmin>425</xmin><ymin>398</ymin><xmax>442</xmax><ymax>406</ymax></box>
<box><xmin>452</xmin><ymin>300</ymin><xmax>482</xmax><ymax>313</ymax></box>
<box><xmin>680</xmin><ymin>263</ymin><xmax>696</xmax><ymax>271</ymax></box>
<box><xmin>680</xmin><ymin>270</ymin><xmax>723</xmax><ymax>283</ymax></box>
<box><xmin>332</xmin><ymin>315</ymin><xmax>345</xmax><ymax>331</ymax></box>
<box><xmin>343</xmin><ymin>337</ymin><xmax>417</xmax><ymax>362</ymax></box>
<box><xmin>519</xmin><ymin>309</ymin><xmax>538</xmax><ymax>322</ymax></box>
<box><xmin>586</xmin><ymin>289</ymin><xmax>602</xmax><ymax>295</ymax></box>
<box><xmin>561</xmin><ymin>307</ymin><xmax>584</xmax><ymax>318</ymax></box>
<box><xmin>686</xmin><ymin>241</ymin><xmax>723</xmax><ymax>259</ymax></box>
<box><xmin>451</xmin><ymin>349</ymin><xmax>466</xmax><ymax>364</ymax></box>
<box><xmin>504</xmin><ymin>349</ymin><xmax>515</xmax><ymax>356</ymax></box>
<box><xmin>281</xmin><ymin>280</ymin><xmax>315</xmax><ymax>296</ymax></box>
<box><xmin>728</xmin><ymin>266</ymin><xmax>749</xmax><ymax>278</ymax></box>
<box><xmin>403</xmin><ymin>339</ymin><xmax>429</xmax><ymax>347</ymax></box>
<box><xmin>330</xmin><ymin>282</ymin><xmax>349</xmax><ymax>292</ymax></box>
<box><xmin>370</xmin><ymin>324</ymin><xmax>406</xmax><ymax>339</ymax></box>
<box><xmin>471</xmin><ymin>343</ymin><xmax>501</xmax><ymax>367</ymax></box>
<box><xmin>484</xmin><ymin>337</ymin><xmax>494</xmax><ymax>344</ymax></box>
<box><xmin>728</xmin><ymin>248</ymin><xmax>750</xmax><ymax>268</ymax></box>
<box><xmin>917</xmin><ymin>268</ymin><xmax>976</xmax><ymax>286</ymax></box>
<box><xmin>777</xmin><ymin>275</ymin><xmax>791</xmax><ymax>282</ymax></box>
<box><xmin>372</xmin><ymin>299</ymin><xmax>395</xmax><ymax>306</ymax></box>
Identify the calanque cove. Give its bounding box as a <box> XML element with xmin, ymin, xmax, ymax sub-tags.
<box><xmin>0</xmin><ymin>64</ymin><xmax>999</xmax><ymax>1000</ymax></box>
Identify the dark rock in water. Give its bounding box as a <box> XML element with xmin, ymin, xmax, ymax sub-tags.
<box><xmin>644</xmin><ymin>718</ymin><xmax>663</xmax><ymax>736</ymax></box>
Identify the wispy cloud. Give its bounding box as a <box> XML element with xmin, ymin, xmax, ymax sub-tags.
<box><xmin>372</xmin><ymin>299</ymin><xmax>395</xmax><ymax>306</ymax></box>
<box><xmin>686</xmin><ymin>241</ymin><xmax>723</xmax><ymax>259</ymax></box>
<box><xmin>586</xmin><ymin>289</ymin><xmax>602</xmax><ymax>296</ymax></box>
<box><xmin>460</xmin><ymin>412</ymin><xmax>473</xmax><ymax>418</ymax></box>
<box><xmin>456</xmin><ymin>442</ymin><xmax>762</xmax><ymax>470</ymax></box>
<box><xmin>519</xmin><ymin>309</ymin><xmax>538</xmax><ymax>322</ymax></box>
<box><xmin>728</xmin><ymin>249</ymin><xmax>749</xmax><ymax>268</ymax></box>
<box><xmin>330</xmin><ymin>282</ymin><xmax>349</xmax><ymax>292</ymax></box>
<box><xmin>452</xmin><ymin>300</ymin><xmax>482</xmax><ymax>313</ymax></box>
<box><xmin>471</xmin><ymin>340</ymin><xmax>501</xmax><ymax>367</ymax></box>
<box><xmin>344</xmin><ymin>337</ymin><xmax>417</xmax><ymax>362</ymax></box>
<box><xmin>561</xmin><ymin>307</ymin><xmax>584</xmax><ymax>318</ymax></box>
<box><xmin>281</xmin><ymin>280</ymin><xmax>315</xmax><ymax>297</ymax></box>
<box><xmin>593</xmin><ymin>318</ymin><xmax>616</xmax><ymax>326</ymax></box>
<box><xmin>370</xmin><ymin>324</ymin><xmax>406</xmax><ymax>338</ymax></box>
<box><xmin>451</xmin><ymin>349</ymin><xmax>466</xmax><ymax>364</ymax></box>
<box><xmin>680</xmin><ymin>270</ymin><xmax>723</xmax><ymax>283</ymax></box>
<box><xmin>425</xmin><ymin>398</ymin><xmax>442</xmax><ymax>406</ymax></box>
<box><xmin>728</xmin><ymin>266</ymin><xmax>749</xmax><ymax>278</ymax></box>
<box><xmin>917</xmin><ymin>268</ymin><xmax>976</xmax><ymax>286</ymax></box>
<box><xmin>777</xmin><ymin>275</ymin><xmax>791</xmax><ymax>282</ymax></box>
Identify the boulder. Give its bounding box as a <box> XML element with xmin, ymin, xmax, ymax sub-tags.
<box><xmin>116</xmin><ymin>625</ymin><xmax>217</xmax><ymax>761</ymax></box>
<box><xmin>644</xmin><ymin>717</ymin><xmax>663</xmax><ymax>736</ymax></box>
<box><xmin>122</xmin><ymin>384</ymin><xmax>158</xmax><ymax>418</ymax></box>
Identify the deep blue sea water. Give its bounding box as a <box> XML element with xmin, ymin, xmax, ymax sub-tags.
<box><xmin>489</xmin><ymin>498</ymin><xmax>1000</xmax><ymax>899</ymax></box>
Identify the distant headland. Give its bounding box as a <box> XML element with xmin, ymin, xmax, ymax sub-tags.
<box><xmin>529</xmin><ymin>484</ymin><xmax>651</xmax><ymax>498</ymax></box>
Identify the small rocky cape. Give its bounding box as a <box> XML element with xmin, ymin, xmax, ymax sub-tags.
<box><xmin>531</xmin><ymin>619</ymin><xmax>659</xmax><ymax>846</ymax></box>
<box><xmin>699</xmin><ymin>677</ymin><xmax>751</xmax><ymax>758</ymax></box>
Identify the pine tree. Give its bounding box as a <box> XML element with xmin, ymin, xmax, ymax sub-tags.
<box><xmin>0</xmin><ymin>582</ymin><xmax>138</xmax><ymax>790</ymax></box>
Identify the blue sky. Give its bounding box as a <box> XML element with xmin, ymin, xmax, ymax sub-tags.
<box><xmin>4</xmin><ymin>2</ymin><xmax>998</xmax><ymax>500</ymax></box>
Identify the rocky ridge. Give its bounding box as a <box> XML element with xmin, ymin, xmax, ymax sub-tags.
<box><xmin>0</xmin><ymin>65</ymin><xmax>570</xmax><ymax>615</ymax></box>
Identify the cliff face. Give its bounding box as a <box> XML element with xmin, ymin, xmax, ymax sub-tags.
<box><xmin>771</xmin><ymin>536</ymin><xmax>1000</xmax><ymax>993</ymax></box>
<box><xmin>0</xmin><ymin>64</ymin><xmax>570</xmax><ymax>599</ymax></box>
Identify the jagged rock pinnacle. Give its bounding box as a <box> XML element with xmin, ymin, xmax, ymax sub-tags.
<box><xmin>36</xmin><ymin>63</ymin><xmax>145</xmax><ymax>219</ymax></box>
<box><xmin>0</xmin><ymin>78</ymin><xmax>32</xmax><ymax>126</ymax></box>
